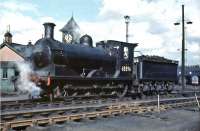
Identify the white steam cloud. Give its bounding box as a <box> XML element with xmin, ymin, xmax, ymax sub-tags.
<box><xmin>15</xmin><ymin>61</ymin><xmax>41</xmax><ymax>97</ymax></box>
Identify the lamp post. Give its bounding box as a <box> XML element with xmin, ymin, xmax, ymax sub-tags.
<box><xmin>174</xmin><ymin>5</ymin><xmax>192</xmax><ymax>93</ymax></box>
<box><xmin>124</xmin><ymin>15</ymin><xmax>130</xmax><ymax>42</ymax></box>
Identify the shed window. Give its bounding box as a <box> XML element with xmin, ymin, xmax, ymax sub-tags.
<box><xmin>15</xmin><ymin>70</ymin><xmax>19</xmax><ymax>76</ymax></box>
<box><xmin>2</xmin><ymin>68</ymin><xmax>8</xmax><ymax>78</ymax></box>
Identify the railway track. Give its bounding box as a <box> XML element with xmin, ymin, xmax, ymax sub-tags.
<box><xmin>1</xmin><ymin>90</ymin><xmax>200</xmax><ymax>112</ymax></box>
<box><xmin>0</xmin><ymin>96</ymin><xmax>127</xmax><ymax>113</ymax></box>
<box><xmin>0</xmin><ymin>96</ymin><xmax>199</xmax><ymax>131</ymax></box>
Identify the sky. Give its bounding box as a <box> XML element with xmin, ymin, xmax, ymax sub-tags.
<box><xmin>0</xmin><ymin>0</ymin><xmax>199</xmax><ymax>65</ymax></box>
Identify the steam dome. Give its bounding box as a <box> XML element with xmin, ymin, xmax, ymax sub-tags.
<box><xmin>80</xmin><ymin>34</ymin><xmax>93</xmax><ymax>47</ymax></box>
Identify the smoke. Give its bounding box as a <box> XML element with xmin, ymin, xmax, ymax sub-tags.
<box><xmin>15</xmin><ymin>61</ymin><xmax>41</xmax><ymax>97</ymax></box>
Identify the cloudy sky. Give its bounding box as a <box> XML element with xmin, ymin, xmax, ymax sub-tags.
<box><xmin>0</xmin><ymin>0</ymin><xmax>199</xmax><ymax>65</ymax></box>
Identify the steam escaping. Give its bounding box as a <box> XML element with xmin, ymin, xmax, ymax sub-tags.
<box><xmin>15</xmin><ymin>61</ymin><xmax>41</xmax><ymax>98</ymax></box>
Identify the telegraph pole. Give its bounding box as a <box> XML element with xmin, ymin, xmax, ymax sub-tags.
<box><xmin>174</xmin><ymin>5</ymin><xmax>192</xmax><ymax>93</ymax></box>
<box><xmin>181</xmin><ymin>5</ymin><xmax>185</xmax><ymax>92</ymax></box>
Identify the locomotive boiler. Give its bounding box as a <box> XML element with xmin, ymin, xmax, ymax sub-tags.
<box><xmin>33</xmin><ymin>23</ymin><xmax>116</xmax><ymax>75</ymax></box>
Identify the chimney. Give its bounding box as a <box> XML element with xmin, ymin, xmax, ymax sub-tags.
<box><xmin>43</xmin><ymin>22</ymin><xmax>56</xmax><ymax>39</ymax></box>
<box><xmin>28</xmin><ymin>40</ymin><xmax>32</xmax><ymax>45</ymax></box>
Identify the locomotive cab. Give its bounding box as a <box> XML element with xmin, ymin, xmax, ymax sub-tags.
<box><xmin>96</xmin><ymin>40</ymin><xmax>138</xmax><ymax>78</ymax></box>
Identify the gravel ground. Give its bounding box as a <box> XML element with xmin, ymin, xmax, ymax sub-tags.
<box><xmin>26</xmin><ymin>108</ymin><xmax>200</xmax><ymax>131</ymax></box>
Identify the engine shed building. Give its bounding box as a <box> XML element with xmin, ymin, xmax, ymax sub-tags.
<box><xmin>178</xmin><ymin>65</ymin><xmax>200</xmax><ymax>85</ymax></box>
<box><xmin>0</xmin><ymin>30</ymin><xmax>33</xmax><ymax>93</ymax></box>
<box><xmin>60</xmin><ymin>16</ymin><xmax>81</xmax><ymax>44</ymax></box>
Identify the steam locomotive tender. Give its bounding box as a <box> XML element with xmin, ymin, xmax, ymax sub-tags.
<box><xmin>135</xmin><ymin>56</ymin><xmax>178</xmax><ymax>95</ymax></box>
<box><xmin>31</xmin><ymin>22</ymin><xmax>178</xmax><ymax>97</ymax></box>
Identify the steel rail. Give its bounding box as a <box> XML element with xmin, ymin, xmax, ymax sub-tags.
<box><xmin>1</xmin><ymin>96</ymin><xmax>198</xmax><ymax>116</ymax></box>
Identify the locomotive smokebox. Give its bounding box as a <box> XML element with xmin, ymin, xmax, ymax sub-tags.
<box><xmin>43</xmin><ymin>22</ymin><xmax>56</xmax><ymax>39</ymax></box>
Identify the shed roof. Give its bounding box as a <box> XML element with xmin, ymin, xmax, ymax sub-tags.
<box><xmin>0</xmin><ymin>42</ymin><xmax>33</xmax><ymax>60</ymax></box>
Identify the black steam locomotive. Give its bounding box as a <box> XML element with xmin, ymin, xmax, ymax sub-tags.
<box><xmin>31</xmin><ymin>23</ymin><xmax>178</xmax><ymax>97</ymax></box>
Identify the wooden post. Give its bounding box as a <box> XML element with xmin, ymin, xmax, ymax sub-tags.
<box><xmin>157</xmin><ymin>94</ymin><xmax>160</xmax><ymax>113</ymax></box>
<box><xmin>194</xmin><ymin>86</ymin><xmax>200</xmax><ymax>110</ymax></box>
